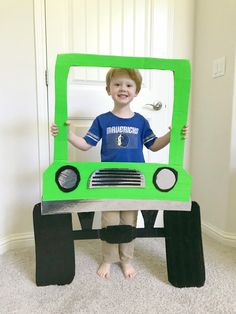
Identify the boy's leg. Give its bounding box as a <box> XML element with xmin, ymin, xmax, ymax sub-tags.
<box><xmin>97</xmin><ymin>211</ymin><xmax>120</xmax><ymax>278</ymax></box>
<box><xmin>119</xmin><ymin>210</ymin><xmax>138</xmax><ymax>278</ymax></box>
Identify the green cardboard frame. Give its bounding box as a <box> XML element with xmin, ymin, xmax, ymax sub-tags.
<box><xmin>42</xmin><ymin>53</ymin><xmax>192</xmax><ymax>214</ymax></box>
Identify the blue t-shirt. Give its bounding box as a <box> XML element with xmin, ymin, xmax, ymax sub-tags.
<box><xmin>84</xmin><ymin>111</ymin><xmax>157</xmax><ymax>162</ymax></box>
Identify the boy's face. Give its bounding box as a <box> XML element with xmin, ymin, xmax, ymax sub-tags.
<box><xmin>106</xmin><ymin>71</ymin><xmax>138</xmax><ymax>106</ymax></box>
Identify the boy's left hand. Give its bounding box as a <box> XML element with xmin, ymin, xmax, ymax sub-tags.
<box><xmin>168</xmin><ymin>125</ymin><xmax>189</xmax><ymax>139</ymax></box>
<box><xmin>181</xmin><ymin>125</ymin><xmax>189</xmax><ymax>139</ymax></box>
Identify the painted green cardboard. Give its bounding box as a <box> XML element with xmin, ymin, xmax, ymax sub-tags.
<box><xmin>42</xmin><ymin>53</ymin><xmax>192</xmax><ymax>214</ymax></box>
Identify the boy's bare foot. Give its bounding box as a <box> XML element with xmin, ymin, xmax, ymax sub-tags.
<box><xmin>97</xmin><ymin>262</ymin><xmax>111</xmax><ymax>278</ymax></box>
<box><xmin>121</xmin><ymin>262</ymin><xmax>137</xmax><ymax>279</ymax></box>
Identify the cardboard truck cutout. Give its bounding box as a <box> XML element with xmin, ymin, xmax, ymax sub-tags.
<box><xmin>42</xmin><ymin>53</ymin><xmax>192</xmax><ymax>215</ymax></box>
<box><xmin>33</xmin><ymin>54</ymin><xmax>205</xmax><ymax>288</ymax></box>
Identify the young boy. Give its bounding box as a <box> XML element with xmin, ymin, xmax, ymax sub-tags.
<box><xmin>51</xmin><ymin>68</ymin><xmax>187</xmax><ymax>279</ymax></box>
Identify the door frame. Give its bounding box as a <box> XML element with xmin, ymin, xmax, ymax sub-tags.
<box><xmin>34</xmin><ymin>0</ymin><xmax>50</xmax><ymax>191</ymax></box>
<box><xmin>33</xmin><ymin>0</ymin><xmax>175</xmax><ymax>190</ymax></box>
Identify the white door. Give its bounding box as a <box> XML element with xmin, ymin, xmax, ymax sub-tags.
<box><xmin>45</xmin><ymin>0</ymin><xmax>174</xmax><ymax>164</ymax></box>
<box><xmin>44</xmin><ymin>0</ymin><xmax>174</xmax><ymax>227</ymax></box>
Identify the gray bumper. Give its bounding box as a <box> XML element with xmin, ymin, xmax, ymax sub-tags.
<box><xmin>41</xmin><ymin>199</ymin><xmax>191</xmax><ymax>215</ymax></box>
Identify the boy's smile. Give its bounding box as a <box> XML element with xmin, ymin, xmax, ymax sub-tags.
<box><xmin>107</xmin><ymin>72</ymin><xmax>137</xmax><ymax>107</ymax></box>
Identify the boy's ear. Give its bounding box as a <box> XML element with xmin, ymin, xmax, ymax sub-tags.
<box><xmin>106</xmin><ymin>86</ymin><xmax>110</xmax><ymax>95</ymax></box>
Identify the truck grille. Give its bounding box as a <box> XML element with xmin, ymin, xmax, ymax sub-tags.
<box><xmin>89</xmin><ymin>168</ymin><xmax>145</xmax><ymax>188</ymax></box>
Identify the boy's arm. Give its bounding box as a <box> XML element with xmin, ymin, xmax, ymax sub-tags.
<box><xmin>50</xmin><ymin>123</ymin><xmax>92</xmax><ymax>151</ymax></box>
<box><xmin>68</xmin><ymin>129</ymin><xmax>92</xmax><ymax>151</ymax></box>
<box><xmin>149</xmin><ymin>130</ymin><xmax>171</xmax><ymax>152</ymax></box>
<box><xmin>149</xmin><ymin>125</ymin><xmax>188</xmax><ymax>152</ymax></box>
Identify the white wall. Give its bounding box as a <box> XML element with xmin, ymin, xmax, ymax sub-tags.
<box><xmin>1</xmin><ymin>0</ymin><xmax>235</xmax><ymax>254</ymax></box>
<box><xmin>172</xmin><ymin>0</ymin><xmax>195</xmax><ymax>168</ymax></box>
<box><xmin>191</xmin><ymin>0</ymin><xmax>236</xmax><ymax>244</ymax></box>
<box><xmin>0</xmin><ymin>0</ymin><xmax>196</xmax><ymax>253</ymax></box>
<box><xmin>172</xmin><ymin>0</ymin><xmax>195</xmax><ymax>59</ymax></box>
<box><xmin>0</xmin><ymin>0</ymin><xmax>40</xmax><ymax>253</ymax></box>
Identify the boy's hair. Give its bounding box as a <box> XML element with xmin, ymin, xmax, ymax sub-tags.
<box><xmin>106</xmin><ymin>68</ymin><xmax>142</xmax><ymax>94</ymax></box>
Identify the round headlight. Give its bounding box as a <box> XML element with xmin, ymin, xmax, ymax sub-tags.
<box><xmin>153</xmin><ymin>167</ymin><xmax>178</xmax><ymax>192</ymax></box>
<box><xmin>56</xmin><ymin>166</ymin><xmax>80</xmax><ymax>192</ymax></box>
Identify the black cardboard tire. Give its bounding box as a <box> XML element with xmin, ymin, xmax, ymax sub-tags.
<box><xmin>33</xmin><ymin>203</ymin><xmax>75</xmax><ymax>286</ymax></box>
<box><xmin>164</xmin><ymin>201</ymin><xmax>205</xmax><ymax>288</ymax></box>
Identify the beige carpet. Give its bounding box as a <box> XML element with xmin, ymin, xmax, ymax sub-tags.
<box><xmin>0</xmin><ymin>235</ymin><xmax>236</xmax><ymax>314</ymax></box>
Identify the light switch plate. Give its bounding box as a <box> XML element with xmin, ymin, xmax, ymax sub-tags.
<box><xmin>212</xmin><ymin>56</ymin><xmax>226</xmax><ymax>78</ymax></box>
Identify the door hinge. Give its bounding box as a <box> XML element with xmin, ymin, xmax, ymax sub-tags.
<box><xmin>45</xmin><ymin>69</ymin><xmax>49</xmax><ymax>86</ymax></box>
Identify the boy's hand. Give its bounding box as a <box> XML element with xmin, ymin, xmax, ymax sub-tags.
<box><xmin>181</xmin><ymin>125</ymin><xmax>189</xmax><ymax>139</ymax></box>
<box><xmin>50</xmin><ymin>121</ymin><xmax>71</xmax><ymax>137</ymax></box>
<box><xmin>168</xmin><ymin>125</ymin><xmax>189</xmax><ymax>139</ymax></box>
<box><xmin>50</xmin><ymin>123</ymin><xmax>58</xmax><ymax>136</ymax></box>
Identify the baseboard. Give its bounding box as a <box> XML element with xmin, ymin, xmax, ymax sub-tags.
<box><xmin>202</xmin><ymin>222</ymin><xmax>236</xmax><ymax>247</ymax></box>
<box><xmin>1</xmin><ymin>223</ymin><xmax>235</xmax><ymax>255</ymax></box>
<box><xmin>0</xmin><ymin>232</ymin><xmax>34</xmax><ymax>255</ymax></box>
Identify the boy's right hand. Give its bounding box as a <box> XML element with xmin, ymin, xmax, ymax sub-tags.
<box><xmin>50</xmin><ymin>123</ymin><xmax>59</xmax><ymax>137</ymax></box>
<box><xmin>50</xmin><ymin>121</ymin><xmax>71</xmax><ymax>137</ymax></box>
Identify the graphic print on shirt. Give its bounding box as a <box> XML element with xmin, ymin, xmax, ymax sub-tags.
<box><xmin>106</xmin><ymin>125</ymin><xmax>139</xmax><ymax>149</ymax></box>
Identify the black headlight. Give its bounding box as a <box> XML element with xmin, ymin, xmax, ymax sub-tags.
<box><xmin>56</xmin><ymin>166</ymin><xmax>80</xmax><ymax>192</ymax></box>
<box><xmin>153</xmin><ymin>167</ymin><xmax>178</xmax><ymax>192</ymax></box>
